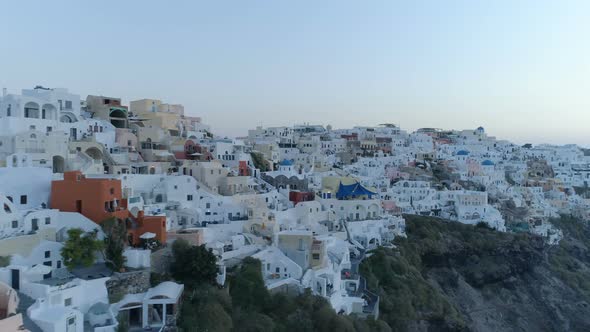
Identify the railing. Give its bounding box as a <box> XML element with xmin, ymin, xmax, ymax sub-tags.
<box><xmin>24</xmin><ymin>148</ymin><xmax>45</xmax><ymax>153</ymax></box>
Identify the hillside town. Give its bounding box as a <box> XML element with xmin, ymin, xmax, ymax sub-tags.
<box><xmin>0</xmin><ymin>85</ymin><xmax>588</xmax><ymax>331</ymax></box>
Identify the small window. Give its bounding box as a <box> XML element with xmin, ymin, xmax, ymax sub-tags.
<box><xmin>20</xmin><ymin>195</ymin><xmax>27</xmax><ymax>205</ymax></box>
<box><xmin>187</xmin><ymin>195</ymin><xmax>193</xmax><ymax>201</ymax></box>
<box><xmin>65</xmin><ymin>298</ymin><xmax>72</xmax><ymax>307</ymax></box>
<box><xmin>57</xmin><ymin>261</ymin><xmax>62</xmax><ymax>268</ymax></box>
<box><xmin>45</xmin><ymin>217</ymin><xmax>51</xmax><ymax>225</ymax></box>
<box><xmin>11</xmin><ymin>220</ymin><xmax>18</xmax><ymax>228</ymax></box>
<box><xmin>110</xmin><ymin>188</ymin><xmax>115</xmax><ymax>195</ymax></box>
<box><xmin>313</xmin><ymin>253</ymin><xmax>320</xmax><ymax>260</ymax></box>
<box><xmin>47</xmin><ymin>127</ymin><xmax>52</xmax><ymax>133</ymax></box>
<box><xmin>45</xmin><ymin>251</ymin><xmax>50</xmax><ymax>258</ymax></box>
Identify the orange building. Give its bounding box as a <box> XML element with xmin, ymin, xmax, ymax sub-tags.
<box><xmin>50</xmin><ymin>171</ymin><xmax>166</xmax><ymax>245</ymax></box>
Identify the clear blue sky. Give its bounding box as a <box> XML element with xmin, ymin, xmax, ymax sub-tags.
<box><xmin>1</xmin><ymin>1</ymin><xmax>589</xmax><ymax>146</ymax></box>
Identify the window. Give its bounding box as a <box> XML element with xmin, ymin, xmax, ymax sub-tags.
<box><xmin>313</xmin><ymin>253</ymin><xmax>320</xmax><ymax>260</ymax></box>
<box><xmin>47</xmin><ymin>126</ymin><xmax>52</xmax><ymax>133</ymax></box>
<box><xmin>20</xmin><ymin>195</ymin><xmax>27</xmax><ymax>205</ymax></box>
<box><xmin>110</xmin><ymin>188</ymin><xmax>115</xmax><ymax>195</ymax></box>
<box><xmin>187</xmin><ymin>195</ymin><xmax>193</xmax><ymax>201</ymax></box>
<box><xmin>45</xmin><ymin>251</ymin><xmax>50</xmax><ymax>258</ymax></box>
<box><xmin>267</xmin><ymin>263</ymin><xmax>270</xmax><ymax>271</ymax></box>
<box><xmin>65</xmin><ymin>100</ymin><xmax>72</xmax><ymax>109</ymax></box>
<box><xmin>206</xmin><ymin>203</ymin><xmax>210</xmax><ymax>208</ymax></box>
<box><xmin>11</xmin><ymin>220</ymin><xmax>18</xmax><ymax>228</ymax></box>
<box><xmin>275</xmin><ymin>267</ymin><xmax>280</xmax><ymax>273</ymax></box>
<box><xmin>64</xmin><ymin>298</ymin><xmax>72</xmax><ymax>307</ymax></box>
<box><xmin>57</xmin><ymin>261</ymin><xmax>62</xmax><ymax>268</ymax></box>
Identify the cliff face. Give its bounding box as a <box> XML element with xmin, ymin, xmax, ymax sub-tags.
<box><xmin>361</xmin><ymin>215</ymin><xmax>590</xmax><ymax>332</ymax></box>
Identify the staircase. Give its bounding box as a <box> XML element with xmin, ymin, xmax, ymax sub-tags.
<box><xmin>16</xmin><ymin>292</ymin><xmax>42</xmax><ymax>332</ymax></box>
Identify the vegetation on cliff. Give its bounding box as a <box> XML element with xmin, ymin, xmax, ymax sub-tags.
<box><xmin>174</xmin><ymin>250</ymin><xmax>391</xmax><ymax>332</ymax></box>
<box><xmin>361</xmin><ymin>214</ymin><xmax>590</xmax><ymax>331</ymax></box>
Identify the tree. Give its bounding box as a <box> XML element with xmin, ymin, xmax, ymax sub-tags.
<box><xmin>229</xmin><ymin>257</ymin><xmax>271</xmax><ymax>311</ymax></box>
<box><xmin>170</xmin><ymin>239</ymin><xmax>218</xmax><ymax>288</ymax></box>
<box><xmin>179</xmin><ymin>300</ymin><xmax>233</xmax><ymax>332</ymax></box>
<box><xmin>0</xmin><ymin>256</ymin><xmax>11</xmax><ymax>268</ymax></box>
<box><xmin>101</xmin><ymin>218</ymin><xmax>127</xmax><ymax>271</ymax></box>
<box><xmin>61</xmin><ymin>228</ymin><xmax>103</xmax><ymax>270</ymax></box>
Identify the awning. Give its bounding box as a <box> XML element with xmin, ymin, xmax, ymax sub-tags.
<box><xmin>140</xmin><ymin>232</ymin><xmax>156</xmax><ymax>239</ymax></box>
<box><xmin>29</xmin><ymin>264</ymin><xmax>52</xmax><ymax>275</ymax></box>
<box><xmin>153</xmin><ymin>151</ymin><xmax>173</xmax><ymax>157</ymax></box>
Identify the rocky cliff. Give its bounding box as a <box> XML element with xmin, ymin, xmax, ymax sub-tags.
<box><xmin>361</xmin><ymin>215</ymin><xmax>590</xmax><ymax>332</ymax></box>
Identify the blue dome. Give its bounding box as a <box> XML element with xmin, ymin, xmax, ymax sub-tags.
<box><xmin>481</xmin><ymin>160</ymin><xmax>495</xmax><ymax>166</ymax></box>
<box><xmin>279</xmin><ymin>159</ymin><xmax>293</xmax><ymax>166</ymax></box>
<box><xmin>477</xmin><ymin>126</ymin><xmax>484</xmax><ymax>131</ymax></box>
<box><xmin>456</xmin><ymin>150</ymin><xmax>470</xmax><ymax>156</ymax></box>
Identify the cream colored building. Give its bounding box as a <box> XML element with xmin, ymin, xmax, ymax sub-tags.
<box><xmin>130</xmin><ymin>99</ymin><xmax>184</xmax><ymax>133</ymax></box>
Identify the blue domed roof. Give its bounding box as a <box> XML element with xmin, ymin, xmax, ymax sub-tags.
<box><xmin>279</xmin><ymin>159</ymin><xmax>293</xmax><ymax>166</ymax></box>
<box><xmin>477</xmin><ymin>126</ymin><xmax>484</xmax><ymax>131</ymax></box>
<box><xmin>481</xmin><ymin>160</ymin><xmax>495</xmax><ymax>166</ymax></box>
<box><xmin>456</xmin><ymin>150</ymin><xmax>470</xmax><ymax>156</ymax></box>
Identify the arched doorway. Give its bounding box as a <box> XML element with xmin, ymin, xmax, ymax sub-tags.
<box><xmin>42</xmin><ymin>104</ymin><xmax>57</xmax><ymax>120</ymax></box>
<box><xmin>85</xmin><ymin>147</ymin><xmax>103</xmax><ymax>161</ymax></box>
<box><xmin>110</xmin><ymin>109</ymin><xmax>127</xmax><ymax>128</ymax></box>
<box><xmin>24</xmin><ymin>102</ymin><xmax>40</xmax><ymax>118</ymax></box>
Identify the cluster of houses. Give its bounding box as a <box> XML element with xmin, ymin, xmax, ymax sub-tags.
<box><xmin>0</xmin><ymin>86</ymin><xmax>587</xmax><ymax>331</ymax></box>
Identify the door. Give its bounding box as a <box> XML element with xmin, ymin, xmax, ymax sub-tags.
<box><xmin>11</xmin><ymin>269</ymin><xmax>19</xmax><ymax>290</ymax></box>
<box><xmin>66</xmin><ymin>316</ymin><xmax>76</xmax><ymax>332</ymax></box>
<box><xmin>70</xmin><ymin>128</ymin><xmax>77</xmax><ymax>140</ymax></box>
<box><xmin>76</xmin><ymin>200</ymin><xmax>82</xmax><ymax>213</ymax></box>
<box><xmin>43</xmin><ymin>261</ymin><xmax>52</xmax><ymax>279</ymax></box>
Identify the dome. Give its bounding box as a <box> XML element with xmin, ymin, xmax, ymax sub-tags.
<box><xmin>481</xmin><ymin>160</ymin><xmax>495</xmax><ymax>166</ymax></box>
<box><xmin>477</xmin><ymin>126</ymin><xmax>485</xmax><ymax>131</ymax></box>
<box><xmin>456</xmin><ymin>150</ymin><xmax>470</xmax><ymax>156</ymax></box>
<box><xmin>279</xmin><ymin>159</ymin><xmax>293</xmax><ymax>166</ymax></box>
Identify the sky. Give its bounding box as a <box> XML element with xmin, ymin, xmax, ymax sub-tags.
<box><xmin>1</xmin><ymin>1</ymin><xmax>589</xmax><ymax>146</ymax></box>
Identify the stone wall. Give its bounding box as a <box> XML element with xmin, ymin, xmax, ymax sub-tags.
<box><xmin>106</xmin><ymin>269</ymin><xmax>150</xmax><ymax>303</ymax></box>
<box><xmin>151</xmin><ymin>247</ymin><xmax>173</xmax><ymax>275</ymax></box>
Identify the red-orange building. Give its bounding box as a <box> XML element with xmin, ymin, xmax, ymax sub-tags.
<box><xmin>238</xmin><ymin>160</ymin><xmax>250</xmax><ymax>176</ymax></box>
<box><xmin>289</xmin><ymin>191</ymin><xmax>315</xmax><ymax>205</ymax></box>
<box><xmin>50</xmin><ymin>171</ymin><xmax>166</xmax><ymax>245</ymax></box>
